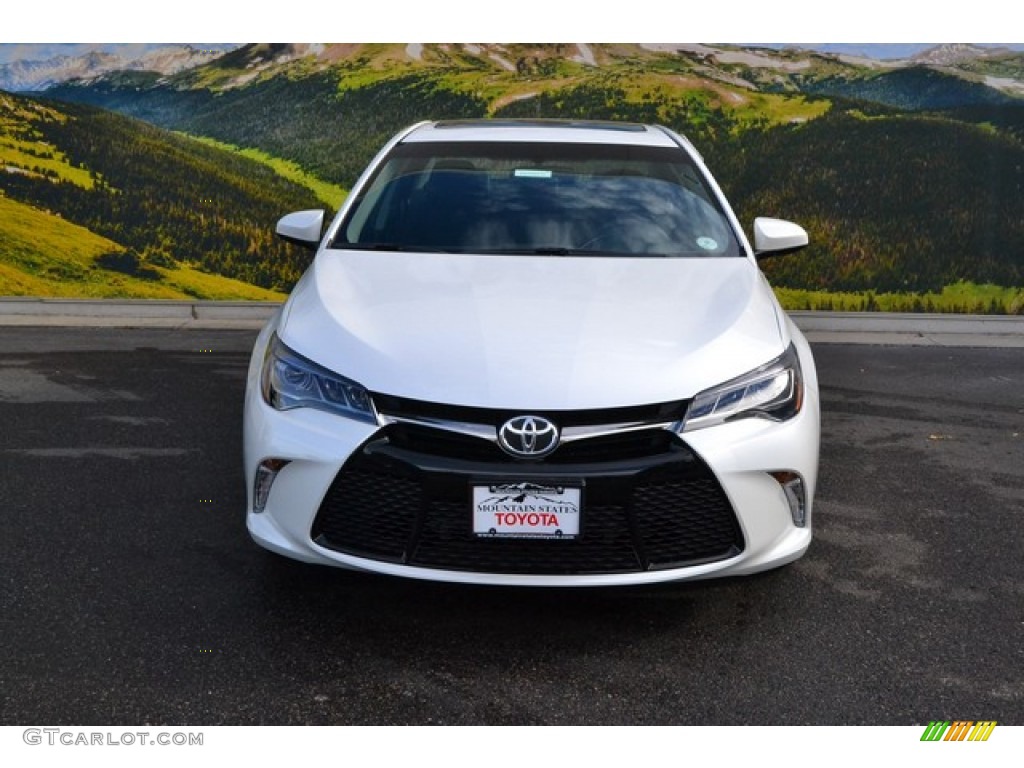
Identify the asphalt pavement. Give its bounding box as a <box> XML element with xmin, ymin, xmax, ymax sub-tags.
<box><xmin>0</xmin><ymin>327</ymin><xmax>1021</xmax><ymax>725</ymax></box>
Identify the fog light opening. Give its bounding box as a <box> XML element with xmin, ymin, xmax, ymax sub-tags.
<box><xmin>771</xmin><ymin>471</ymin><xmax>807</xmax><ymax>528</ymax></box>
<box><xmin>254</xmin><ymin>459</ymin><xmax>290</xmax><ymax>514</ymax></box>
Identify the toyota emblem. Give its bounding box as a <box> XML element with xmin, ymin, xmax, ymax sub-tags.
<box><xmin>497</xmin><ymin>415</ymin><xmax>560</xmax><ymax>458</ymax></box>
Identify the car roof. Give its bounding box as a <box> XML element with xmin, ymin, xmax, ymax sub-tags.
<box><xmin>402</xmin><ymin>119</ymin><xmax>681</xmax><ymax>147</ymax></box>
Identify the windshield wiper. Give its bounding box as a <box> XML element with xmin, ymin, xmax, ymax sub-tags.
<box><xmin>475</xmin><ymin>247</ymin><xmax>617</xmax><ymax>257</ymax></box>
<box><xmin>333</xmin><ymin>243</ymin><xmax>656</xmax><ymax>257</ymax></box>
<box><xmin>530</xmin><ymin>247</ymin><xmax>657</xmax><ymax>257</ymax></box>
<box><xmin>331</xmin><ymin>242</ymin><xmax>460</xmax><ymax>253</ymax></box>
<box><xmin>331</xmin><ymin>242</ymin><xmax>405</xmax><ymax>251</ymax></box>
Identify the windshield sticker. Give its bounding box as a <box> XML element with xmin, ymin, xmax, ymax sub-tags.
<box><xmin>696</xmin><ymin>236</ymin><xmax>718</xmax><ymax>251</ymax></box>
<box><xmin>514</xmin><ymin>169</ymin><xmax>553</xmax><ymax>178</ymax></box>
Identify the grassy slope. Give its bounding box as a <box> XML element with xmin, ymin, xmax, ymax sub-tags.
<box><xmin>0</xmin><ymin>93</ymin><xmax>95</xmax><ymax>189</ymax></box>
<box><xmin>5</xmin><ymin>185</ymin><xmax>1011</xmax><ymax>310</ymax></box>
<box><xmin>774</xmin><ymin>282</ymin><xmax>1024</xmax><ymax>315</ymax></box>
<box><xmin>723</xmin><ymin>110</ymin><xmax>1024</xmax><ymax>296</ymax></box>
<box><xmin>185</xmin><ymin>134</ymin><xmax>347</xmax><ymax>207</ymax></box>
<box><xmin>1</xmin><ymin>88</ymin><xmax>323</xmax><ymax>293</ymax></box>
<box><xmin>0</xmin><ymin>195</ymin><xmax>285</xmax><ymax>300</ymax></box>
<box><xmin>24</xmin><ymin>47</ymin><xmax>1024</xmax><ymax>310</ymax></box>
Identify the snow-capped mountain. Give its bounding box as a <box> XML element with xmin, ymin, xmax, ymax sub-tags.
<box><xmin>0</xmin><ymin>45</ymin><xmax>238</xmax><ymax>91</ymax></box>
<box><xmin>910</xmin><ymin>43</ymin><xmax>1015</xmax><ymax>65</ymax></box>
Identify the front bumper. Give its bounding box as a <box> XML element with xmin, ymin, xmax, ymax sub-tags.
<box><xmin>309</xmin><ymin>424</ymin><xmax>744</xmax><ymax>574</ymax></box>
<box><xmin>243</xmin><ymin>327</ymin><xmax>819</xmax><ymax>587</ymax></box>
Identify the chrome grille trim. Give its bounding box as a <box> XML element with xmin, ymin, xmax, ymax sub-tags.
<box><xmin>376</xmin><ymin>412</ymin><xmax>678</xmax><ymax>445</ymax></box>
<box><xmin>377</xmin><ymin>413</ymin><xmax>497</xmax><ymax>442</ymax></box>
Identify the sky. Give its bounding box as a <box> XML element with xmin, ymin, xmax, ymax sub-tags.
<box><xmin>3</xmin><ymin>1</ymin><xmax>1017</xmax><ymax>49</ymax></box>
<box><xmin>4</xmin><ymin>42</ymin><xmax>1024</xmax><ymax>67</ymax></box>
<box><xmin>0</xmin><ymin>43</ymin><xmax>237</xmax><ymax>65</ymax></box>
<box><xmin>757</xmin><ymin>43</ymin><xmax>1024</xmax><ymax>59</ymax></box>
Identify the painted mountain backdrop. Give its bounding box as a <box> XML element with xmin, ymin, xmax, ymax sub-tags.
<box><xmin>1</xmin><ymin>43</ymin><xmax>1022</xmax><ymax>311</ymax></box>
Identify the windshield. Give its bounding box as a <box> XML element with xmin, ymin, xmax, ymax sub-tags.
<box><xmin>330</xmin><ymin>141</ymin><xmax>743</xmax><ymax>257</ymax></box>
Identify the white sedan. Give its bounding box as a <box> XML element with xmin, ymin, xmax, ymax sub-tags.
<box><xmin>243</xmin><ymin>119</ymin><xmax>820</xmax><ymax>586</ymax></box>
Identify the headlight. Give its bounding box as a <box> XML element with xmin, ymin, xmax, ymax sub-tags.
<box><xmin>681</xmin><ymin>343</ymin><xmax>803</xmax><ymax>432</ymax></box>
<box><xmin>260</xmin><ymin>333</ymin><xmax>377</xmax><ymax>424</ymax></box>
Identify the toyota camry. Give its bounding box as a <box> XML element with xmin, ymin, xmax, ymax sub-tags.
<box><xmin>243</xmin><ymin>119</ymin><xmax>820</xmax><ymax>586</ymax></box>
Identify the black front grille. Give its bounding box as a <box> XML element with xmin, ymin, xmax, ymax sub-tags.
<box><xmin>413</xmin><ymin>500</ymin><xmax>638</xmax><ymax>574</ymax></box>
<box><xmin>311</xmin><ymin>425</ymin><xmax>744</xmax><ymax>575</ymax></box>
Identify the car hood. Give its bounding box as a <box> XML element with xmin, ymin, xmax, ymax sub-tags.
<box><xmin>279</xmin><ymin>251</ymin><xmax>786</xmax><ymax>410</ymax></box>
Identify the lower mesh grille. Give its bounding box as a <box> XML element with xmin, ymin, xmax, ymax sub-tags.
<box><xmin>633</xmin><ymin>476</ymin><xmax>744</xmax><ymax>568</ymax></box>
<box><xmin>411</xmin><ymin>500</ymin><xmax>638</xmax><ymax>574</ymax></box>
<box><xmin>311</xmin><ymin>428</ymin><xmax>744</xmax><ymax>575</ymax></box>
<box><xmin>312</xmin><ymin>467</ymin><xmax>420</xmax><ymax>563</ymax></box>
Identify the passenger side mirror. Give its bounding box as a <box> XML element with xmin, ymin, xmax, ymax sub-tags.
<box><xmin>753</xmin><ymin>217</ymin><xmax>809</xmax><ymax>260</ymax></box>
<box><xmin>275</xmin><ymin>210</ymin><xmax>325</xmax><ymax>250</ymax></box>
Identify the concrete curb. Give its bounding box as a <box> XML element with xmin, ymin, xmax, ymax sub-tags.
<box><xmin>0</xmin><ymin>297</ymin><xmax>278</xmax><ymax>330</ymax></box>
<box><xmin>788</xmin><ymin>311</ymin><xmax>1024</xmax><ymax>347</ymax></box>
<box><xmin>788</xmin><ymin>310</ymin><xmax>1024</xmax><ymax>335</ymax></box>
<box><xmin>0</xmin><ymin>298</ymin><xmax>1022</xmax><ymax>346</ymax></box>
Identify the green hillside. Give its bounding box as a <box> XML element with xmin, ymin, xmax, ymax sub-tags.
<box><xmin>713</xmin><ymin>109</ymin><xmax>1024</xmax><ymax>293</ymax></box>
<box><xmin>22</xmin><ymin>44</ymin><xmax>1024</xmax><ymax>310</ymax></box>
<box><xmin>184</xmin><ymin>134</ymin><xmax>347</xmax><ymax>207</ymax></box>
<box><xmin>0</xmin><ymin>89</ymin><xmax>323</xmax><ymax>295</ymax></box>
<box><xmin>45</xmin><ymin>44</ymin><xmax>830</xmax><ymax>189</ymax></box>
<box><xmin>940</xmin><ymin>103</ymin><xmax>1024</xmax><ymax>144</ymax></box>
<box><xmin>0</xmin><ymin>194</ymin><xmax>285</xmax><ymax>299</ymax></box>
<box><xmin>798</xmin><ymin>67</ymin><xmax>1016</xmax><ymax>110</ymax></box>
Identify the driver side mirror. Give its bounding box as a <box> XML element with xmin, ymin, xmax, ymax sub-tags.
<box><xmin>753</xmin><ymin>217</ymin><xmax>809</xmax><ymax>260</ymax></box>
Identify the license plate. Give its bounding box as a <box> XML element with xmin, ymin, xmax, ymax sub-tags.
<box><xmin>472</xmin><ymin>482</ymin><xmax>581</xmax><ymax>539</ymax></box>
